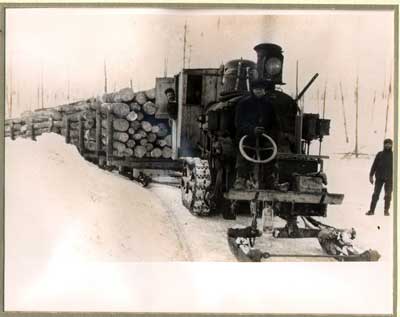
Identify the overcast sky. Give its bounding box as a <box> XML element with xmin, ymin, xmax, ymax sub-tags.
<box><xmin>5</xmin><ymin>8</ymin><xmax>394</xmax><ymax>153</ymax></box>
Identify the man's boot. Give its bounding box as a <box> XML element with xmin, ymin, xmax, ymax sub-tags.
<box><xmin>366</xmin><ymin>196</ymin><xmax>378</xmax><ymax>216</ymax></box>
<box><xmin>384</xmin><ymin>193</ymin><xmax>391</xmax><ymax>216</ymax></box>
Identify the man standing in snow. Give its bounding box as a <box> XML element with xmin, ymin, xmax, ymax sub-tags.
<box><xmin>366</xmin><ymin>138</ymin><xmax>393</xmax><ymax>216</ymax></box>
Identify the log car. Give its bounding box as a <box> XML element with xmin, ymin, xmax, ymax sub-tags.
<box><xmin>76</xmin><ymin>42</ymin><xmax>345</xmax><ymax>231</ymax></box>
<box><xmin>71</xmin><ymin>68</ymin><xmax>225</xmax><ymax>182</ymax></box>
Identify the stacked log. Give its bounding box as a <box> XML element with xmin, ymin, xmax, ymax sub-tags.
<box><xmin>6</xmin><ymin>86</ymin><xmax>174</xmax><ymax>160</ymax></box>
<box><xmin>77</xmin><ymin>87</ymin><xmax>173</xmax><ymax>159</ymax></box>
<box><xmin>5</xmin><ymin>108</ymin><xmax>64</xmax><ymax>139</ymax></box>
<box><xmin>58</xmin><ymin>99</ymin><xmax>100</xmax><ymax>147</ymax></box>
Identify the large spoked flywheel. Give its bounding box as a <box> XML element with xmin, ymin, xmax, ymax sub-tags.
<box><xmin>181</xmin><ymin>158</ymin><xmax>212</xmax><ymax>216</ymax></box>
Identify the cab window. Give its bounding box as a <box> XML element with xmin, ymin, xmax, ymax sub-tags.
<box><xmin>186</xmin><ymin>75</ymin><xmax>203</xmax><ymax>105</ymax></box>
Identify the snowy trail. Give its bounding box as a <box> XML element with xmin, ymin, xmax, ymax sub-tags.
<box><xmin>154</xmin><ymin>190</ymin><xmax>194</xmax><ymax>261</ymax></box>
<box><xmin>149</xmin><ymin>184</ymin><xmax>249</xmax><ymax>261</ymax></box>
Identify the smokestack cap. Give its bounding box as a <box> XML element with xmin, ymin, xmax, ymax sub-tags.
<box><xmin>254</xmin><ymin>43</ymin><xmax>283</xmax><ymax>54</ymax></box>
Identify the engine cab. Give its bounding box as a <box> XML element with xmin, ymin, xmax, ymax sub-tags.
<box><xmin>155</xmin><ymin>43</ymin><xmax>343</xmax><ymax>229</ymax></box>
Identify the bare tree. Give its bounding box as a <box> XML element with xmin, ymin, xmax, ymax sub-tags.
<box><xmin>384</xmin><ymin>74</ymin><xmax>392</xmax><ymax>137</ymax></box>
<box><xmin>164</xmin><ymin>56</ymin><xmax>168</xmax><ymax>77</ymax></box>
<box><xmin>369</xmin><ymin>90</ymin><xmax>376</xmax><ymax>126</ymax></box>
<box><xmin>322</xmin><ymin>80</ymin><xmax>327</xmax><ymax>118</ymax></box>
<box><xmin>7</xmin><ymin>63</ymin><xmax>13</xmax><ymax>118</ymax></box>
<box><xmin>41</xmin><ymin>64</ymin><xmax>44</xmax><ymax>109</ymax></box>
<box><xmin>182</xmin><ymin>21</ymin><xmax>188</xmax><ymax>69</ymax></box>
<box><xmin>339</xmin><ymin>81</ymin><xmax>349</xmax><ymax>143</ymax></box>
<box><xmin>104</xmin><ymin>59</ymin><xmax>108</xmax><ymax>94</ymax></box>
<box><xmin>354</xmin><ymin>75</ymin><xmax>359</xmax><ymax>157</ymax></box>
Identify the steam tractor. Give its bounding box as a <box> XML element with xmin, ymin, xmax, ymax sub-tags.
<box><xmin>149</xmin><ymin>43</ymin><xmax>379</xmax><ymax>261</ymax></box>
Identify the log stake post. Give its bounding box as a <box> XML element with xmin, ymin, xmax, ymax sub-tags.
<box><xmin>65</xmin><ymin>117</ymin><xmax>71</xmax><ymax>144</ymax></box>
<box><xmin>10</xmin><ymin>121</ymin><xmax>15</xmax><ymax>140</ymax></box>
<box><xmin>30</xmin><ymin>119</ymin><xmax>36</xmax><ymax>141</ymax></box>
<box><xmin>95</xmin><ymin>106</ymin><xmax>101</xmax><ymax>159</ymax></box>
<box><xmin>78</xmin><ymin>114</ymin><xmax>85</xmax><ymax>154</ymax></box>
<box><xmin>106</xmin><ymin>109</ymin><xmax>114</xmax><ymax>165</ymax></box>
<box><xmin>48</xmin><ymin>116</ymin><xmax>54</xmax><ymax>133</ymax></box>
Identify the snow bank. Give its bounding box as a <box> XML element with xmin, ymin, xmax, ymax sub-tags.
<box><xmin>5</xmin><ymin>133</ymin><xmax>185</xmax><ymax>263</ymax></box>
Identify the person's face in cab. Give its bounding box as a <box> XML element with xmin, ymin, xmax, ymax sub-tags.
<box><xmin>252</xmin><ymin>87</ymin><xmax>266</xmax><ymax>98</ymax></box>
<box><xmin>166</xmin><ymin>91</ymin><xmax>176</xmax><ymax>102</ymax></box>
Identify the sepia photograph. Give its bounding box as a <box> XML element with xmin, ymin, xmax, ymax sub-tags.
<box><xmin>3</xmin><ymin>5</ymin><xmax>396</xmax><ymax>315</ymax></box>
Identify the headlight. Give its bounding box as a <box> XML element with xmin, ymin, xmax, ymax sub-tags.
<box><xmin>265</xmin><ymin>57</ymin><xmax>282</xmax><ymax>75</ymax></box>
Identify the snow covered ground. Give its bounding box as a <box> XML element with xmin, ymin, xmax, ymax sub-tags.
<box><xmin>4</xmin><ymin>133</ymin><xmax>394</xmax><ymax>313</ymax></box>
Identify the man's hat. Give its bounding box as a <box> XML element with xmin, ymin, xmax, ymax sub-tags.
<box><xmin>164</xmin><ymin>87</ymin><xmax>175</xmax><ymax>95</ymax></box>
<box><xmin>384</xmin><ymin>138</ymin><xmax>393</xmax><ymax>145</ymax></box>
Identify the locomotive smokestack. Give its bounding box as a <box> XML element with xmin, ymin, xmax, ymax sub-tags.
<box><xmin>253</xmin><ymin>43</ymin><xmax>284</xmax><ymax>85</ymax></box>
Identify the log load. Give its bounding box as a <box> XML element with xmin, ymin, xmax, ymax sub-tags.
<box><xmin>113</xmin><ymin>119</ymin><xmax>130</xmax><ymax>132</ymax></box>
<box><xmin>145</xmin><ymin>143</ymin><xmax>154</xmax><ymax>152</ymax></box>
<box><xmin>130</xmin><ymin>102</ymin><xmax>141</xmax><ymax>112</ymax></box>
<box><xmin>141</xmin><ymin>121</ymin><xmax>152</xmax><ymax>132</ymax></box>
<box><xmin>156</xmin><ymin>139</ymin><xmax>167</xmax><ymax>148</ymax></box>
<box><xmin>130</xmin><ymin>120</ymin><xmax>141</xmax><ymax>131</ymax></box>
<box><xmin>135</xmin><ymin>92</ymin><xmax>147</xmax><ymax>105</ymax></box>
<box><xmin>66</xmin><ymin>112</ymin><xmax>86</xmax><ymax>121</ymax></box>
<box><xmin>162</xmin><ymin>146</ymin><xmax>172</xmax><ymax>159</ymax></box>
<box><xmin>55</xmin><ymin>100</ymin><xmax>90</xmax><ymax>113</ymax></box>
<box><xmin>21</xmin><ymin>109</ymin><xmax>62</xmax><ymax>121</ymax></box>
<box><xmin>61</xmin><ymin>128</ymin><xmax>79</xmax><ymax>138</ymax></box>
<box><xmin>133</xmin><ymin>130</ymin><xmax>147</xmax><ymax>140</ymax></box>
<box><xmin>113</xmin><ymin>141</ymin><xmax>127</xmax><ymax>152</ymax></box>
<box><xmin>151</xmin><ymin>125</ymin><xmax>160</xmax><ymax>134</ymax></box>
<box><xmin>150</xmin><ymin>148</ymin><xmax>163</xmax><ymax>158</ymax></box>
<box><xmin>84</xmin><ymin>119</ymin><xmax>95</xmax><ymax>129</ymax></box>
<box><xmin>134</xmin><ymin>145</ymin><xmax>147</xmax><ymax>158</ymax></box>
<box><xmin>7</xmin><ymin>85</ymin><xmax>174</xmax><ymax>162</ymax></box>
<box><xmin>147</xmin><ymin>133</ymin><xmax>157</xmax><ymax>143</ymax></box>
<box><xmin>103</xmin><ymin>88</ymin><xmax>135</xmax><ymax>104</ymax></box>
<box><xmin>143</xmin><ymin>101</ymin><xmax>157</xmax><ymax>115</ymax></box>
<box><xmin>145</xmin><ymin>88</ymin><xmax>156</xmax><ymax>100</ymax></box>
<box><xmin>128</xmin><ymin>128</ymin><xmax>136</xmax><ymax>135</ymax></box>
<box><xmin>23</xmin><ymin>120</ymin><xmax>63</xmax><ymax>130</ymax></box>
<box><xmin>82</xmin><ymin>110</ymin><xmax>96</xmax><ymax>121</ymax></box>
<box><xmin>126</xmin><ymin>139</ymin><xmax>136</xmax><ymax>148</ymax></box>
<box><xmin>112</xmin><ymin>132</ymin><xmax>129</xmax><ymax>143</ymax></box>
<box><xmin>136</xmin><ymin>112</ymin><xmax>144</xmax><ymax>121</ymax></box>
<box><xmin>85</xmin><ymin>129</ymin><xmax>96</xmax><ymax>140</ymax></box>
<box><xmin>118</xmin><ymin>87</ymin><xmax>135</xmax><ymax>103</ymax></box>
<box><xmin>124</xmin><ymin>148</ymin><xmax>134</xmax><ymax>156</ymax></box>
<box><xmin>126</xmin><ymin>111</ymin><xmax>138</xmax><ymax>122</ymax></box>
<box><xmin>101</xmin><ymin>102</ymin><xmax>131</xmax><ymax>118</ymax></box>
<box><xmin>85</xmin><ymin>141</ymin><xmax>97</xmax><ymax>151</ymax></box>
